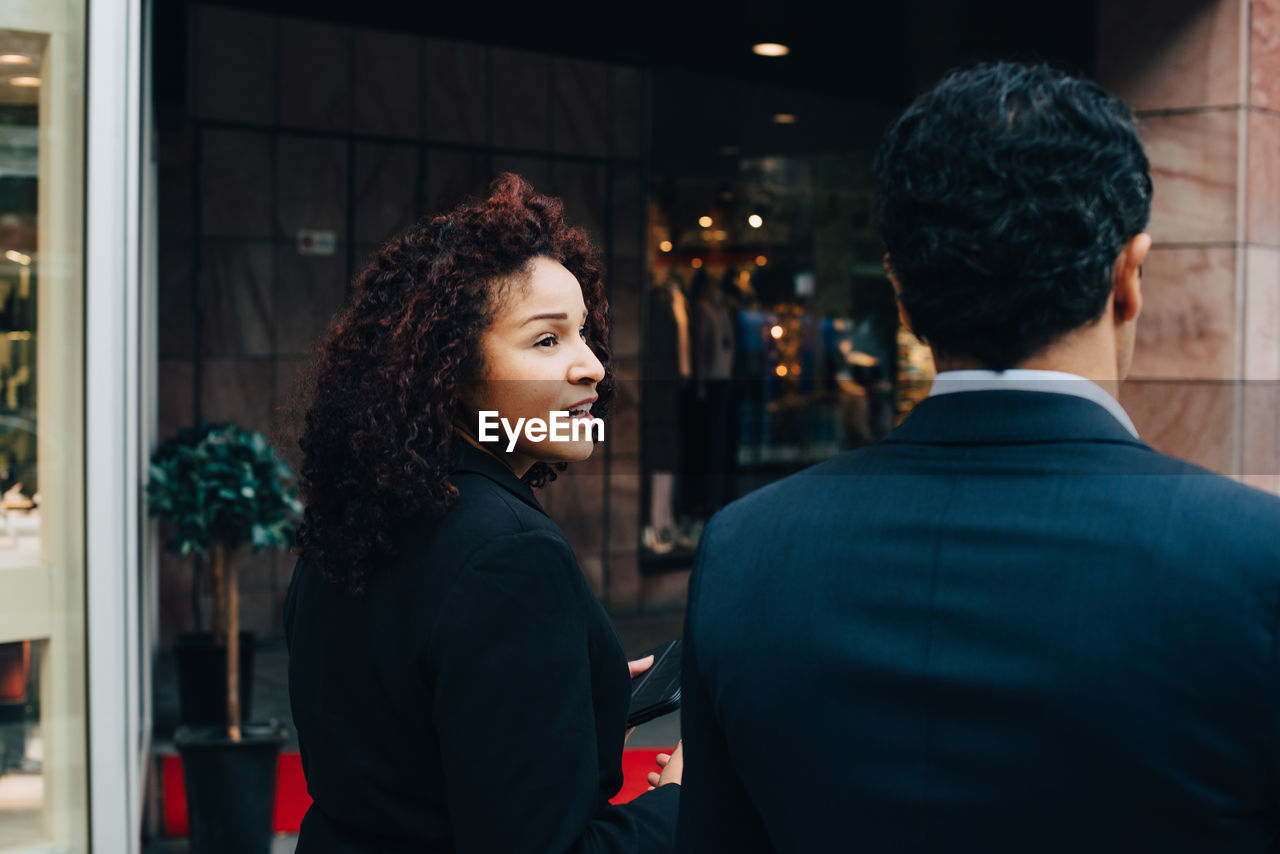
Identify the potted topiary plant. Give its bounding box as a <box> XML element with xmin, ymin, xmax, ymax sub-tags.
<box><xmin>147</xmin><ymin>421</ymin><xmax>302</xmax><ymax>854</ymax></box>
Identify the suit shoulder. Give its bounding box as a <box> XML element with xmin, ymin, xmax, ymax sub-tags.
<box><xmin>714</xmin><ymin>445</ymin><xmax>882</xmax><ymax>524</ymax></box>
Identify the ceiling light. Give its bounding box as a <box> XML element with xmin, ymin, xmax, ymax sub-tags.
<box><xmin>698</xmin><ymin>216</ymin><xmax>713</xmax><ymax>228</ymax></box>
<box><xmin>9</xmin><ymin>77</ymin><xmax>39</xmax><ymax>88</ymax></box>
<box><xmin>658</xmin><ymin>240</ymin><xmax>673</xmax><ymax>253</ymax></box>
<box><xmin>748</xmin><ymin>214</ymin><xmax>764</xmax><ymax>228</ymax></box>
<box><xmin>775</xmin><ymin>364</ymin><xmax>789</xmax><ymax>377</ymax></box>
<box><xmin>772</xmin><ymin>113</ymin><xmax>798</xmax><ymax>125</ymax></box>
<box><xmin>691</xmin><ymin>258</ymin><xmax>703</xmax><ymax>269</ymax></box>
<box><xmin>0</xmin><ymin>55</ymin><xmax>33</xmax><ymax>65</ymax></box>
<box><xmin>755</xmin><ymin>255</ymin><xmax>768</xmax><ymax>267</ymax></box>
<box><xmin>752</xmin><ymin>43</ymin><xmax>790</xmax><ymax>57</ymax></box>
<box><xmin>770</xmin><ymin>325</ymin><xmax>785</xmax><ymax>340</ymax></box>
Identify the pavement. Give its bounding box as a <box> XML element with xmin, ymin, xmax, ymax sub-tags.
<box><xmin>145</xmin><ymin>609</ymin><xmax>686</xmax><ymax>852</ymax></box>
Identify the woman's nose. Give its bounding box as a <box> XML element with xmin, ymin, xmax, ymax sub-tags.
<box><xmin>569</xmin><ymin>338</ymin><xmax>605</xmax><ymax>384</ymax></box>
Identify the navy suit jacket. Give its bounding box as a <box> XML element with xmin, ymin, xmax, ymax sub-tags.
<box><xmin>678</xmin><ymin>390</ymin><xmax>1280</xmax><ymax>853</ymax></box>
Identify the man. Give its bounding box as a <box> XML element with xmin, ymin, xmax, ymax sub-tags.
<box><xmin>677</xmin><ymin>62</ymin><xmax>1280</xmax><ymax>853</ymax></box>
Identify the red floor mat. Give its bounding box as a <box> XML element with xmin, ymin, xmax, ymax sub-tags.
<box><xmin>161</xmin><ymin>747</ymin><xmax>675</xmax><ymax>835</ymax></box>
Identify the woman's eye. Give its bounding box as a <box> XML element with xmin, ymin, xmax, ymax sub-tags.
<box><xmin>535</xmin><ymin>335</ymin><xmax>557</xmax><ymax>348</ymax></box>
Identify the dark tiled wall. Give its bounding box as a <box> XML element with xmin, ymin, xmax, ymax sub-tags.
<box><xmin>157</xmin><ymin>4</ymin><xmax>653</xmax><ymax>645</ymax></box>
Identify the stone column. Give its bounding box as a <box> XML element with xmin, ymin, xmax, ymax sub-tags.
<box><xmin>1099</xmin><ymin>0</ymin><xmax>1280</xmax><ymax>493</ymax></box>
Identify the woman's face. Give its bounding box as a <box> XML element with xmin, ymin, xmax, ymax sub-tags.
<box><xmin>458</xmin><ymin>256</ymin><xmax>606</xmax><ymax>477</ymax></box>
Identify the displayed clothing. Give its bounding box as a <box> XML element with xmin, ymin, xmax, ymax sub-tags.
<box><xmin>644</xmin><ymin>276</ymin><xmax>691</xmax><ymax>475</ymax></box>
<box><xmin>285</xmin><ymin>439</ymin><xmax>678</xmax><ymax>853</ymax></box>
<box><xmin>679</xmin><ymin>389</ymin><xmax>1280</xmax><ymax>852</ymax></box>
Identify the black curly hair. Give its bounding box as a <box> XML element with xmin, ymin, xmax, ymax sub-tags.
<box><xmin>875</xmin><ymin>61</ymin><xmax>1152</xmax><ymax>368</ymax></box>
<box><xmin>295</xmin><ymin>173</ymin><xmax>614</xmax><ymax>595</ymax></box>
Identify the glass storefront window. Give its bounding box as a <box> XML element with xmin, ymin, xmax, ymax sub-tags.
<box><xmin>0</xmin><ymin>5</ymin><xmax>87</xmax><ymax>851</ymax></box>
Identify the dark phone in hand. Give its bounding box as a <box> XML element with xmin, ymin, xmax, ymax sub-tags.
<box><xmin>627</xmin><ymin>639</ymin><xmax>682</xmax><ymax>728</ymax></box>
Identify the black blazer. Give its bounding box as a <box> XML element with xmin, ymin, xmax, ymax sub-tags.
<box><xmin>677</xmin><ymin>390</ymin><xmax>1280</xmax><ymax>853</ymax></box>
<box><xmin>285</xmin><ymin>440</ymin><xmax>678</xmax><ymax>853</ymax></box>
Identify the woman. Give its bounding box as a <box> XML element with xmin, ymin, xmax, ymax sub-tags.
<box><xmin>285</xmin><ymin>174</ymin><xmax>682</xmax><ymax>853</ymax></box>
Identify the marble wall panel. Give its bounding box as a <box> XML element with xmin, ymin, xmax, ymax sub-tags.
<box><xmin>201</xmin><ymin>129</ymin><xmax>273</xmax><ymax>238</ymax></box>
<box><xmin>158</xmin><ymin>238</ymin><xmax>195</xmax><ymax>359</ymax></box>
<box><xmin>353</xmin><ymin>143</ymin><xmax>419</xmax><ymax>245</ymax></box>
<box><xmin>608</xmin><ymin>472</ymin><xmax>641</xmax><ymax>553</ymax></box>
<box><xmin>275</xmin><ymin>243</ymin><xmax>348</xmax><ymax>356</ymax></box>
<box><xmin>1245</xmin><ymin>246</ymin><xmax>1280</xmax><ymax>381</ymax></box>
<box><xmin>553</xmin><ymin>58</ymin><xmax>609</xmax><ymax>156</ymax></box>
<box><xmin>552</xmin><ymin>161</ymin><xmax>608</xmax><ymax>249</ymax></box>
<box><xmin>158</xmin><ymin>127</ymin><xmax>195</xmax><ymax>238</ymax></box>
<box><xmin>640</xmin><ymin>568</ymin><xmax>690</xmax><ymax>611</ymax></box>
<box><xmin>1119</xmin><ymin>379</ymin><xmax>1237</xmax><ymax>473</ymax></box>
<box><xmin>1098</xmin><ymin>0</ymin><xmax>1242</xmax><ymax>111</ymax></box>
<box><xmin>276</xmin><ymin>135</ymin><xmax>348</xmax><ymax>238</ymax></box>
<box><xmin>194</xmin><ymin>4</ymin><xmax>275</xmax><ymax>124</ymax></box>
<box><xmin>423</xmin><ymin>39</ymin><xmax>489</xmax><ymax>144</ymax></box>
<box><xmin>271</xmin><ymin>356</ymin><xmax>311</xmax><ymax>477</ymax></box>
<box><xmin>423</xmin><ymin>149</ymin><xmax>490</xmax><ymax>217</ymax></box>
<box><xmin>158</xmin><ymin>359</ymin><xmax>195</xmax><ymax>441</ymax></box>
<box><xmin>613</xmin><ymin>66</ymin><xmax>645</xmax><ymax>160</ymax></box>
<box><xmin>492</xmin><ymin>155</ymin><xmax>551</xmax><ymax>194</ymax></box>
<box><xmin>353</xmin><ymin>28</ymin><xmax>420</xmax><ymax>139</ymax></box>
<box><xmin>201</xmin><ymin>358</ymin><xmax>275</xmax><ymax>433</ymax></box>
<box><xmin>279</xmin><ymin>17</ymin><xmax>351</xmax><ymax>131</ymax></box>
<box><xmin>199</xmin><ymin>241</ymin><xmax>274</xmax><ymax>358</ymax></box>
<box><xmin>1129</xmin><ymin>246</ymin><xmax>1237</xmax><ymax>380</ymax></box>
<box><xmin>607</xmin><ymin>357</ymin><xmax>641</xmax><ymax>457</ymax></box>
<box><xmin>1247</xmin><ymin>109</ymin><xmax>1280</xmax><ymax>246</ymax></box>
<box><xmin>1241</xmin><ymin>376</ymin><xmax>1280</xmax><ymax>490</ymax></box>
<box><xmin>1251</xmin><ymin>0</ymin><xmax>1280</xmax><ymax>108</ymax></box>
<box><xmin>1140</xmin><ymin>109</ymin><xmax>1238</xmax><ymax>244</ymax></box>
<box><xmin>491</xmin><ymin>48</ymin><xmax>551</xmax><ymax>151</ymax></box>
<box><xmin>607</xmin><ymin>551</ymin><xmax>640</xmax><ymax>611</ymax></box>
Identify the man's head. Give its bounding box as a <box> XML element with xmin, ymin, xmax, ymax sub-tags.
<box><xmin>875</xmin><ymin>62</ymin><xmax>1152</xmax><ymax>374</ymax></box>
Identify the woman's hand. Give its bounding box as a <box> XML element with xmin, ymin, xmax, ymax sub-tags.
<box><xmin>624</xmin><ymin>655</ymin><xmax>653</xmax><ymax>744</ymax></box>
<box><xmin>646</xmin><ymin>740</ymin><xmax>683</xmax><ymax>788</ymax></box>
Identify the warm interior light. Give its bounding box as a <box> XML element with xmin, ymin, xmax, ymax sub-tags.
<box><xmin>775</xmin><ymin>364</ymin><xmax>789</xmax><ymax>377</ymax></box>
<box><xmin>712</xmin><ymin>229</ymin><xmax>728</xmax><ymax>241</ymax></box>
<box><xmin>748</xmin><ymin>214</ymin><xmax>764</xmax><ymax>228</ymax></box>
<box><xmin>770</xmin><ymin>325</ymin><xmax>785</xmax><ymax>340</ymax></box>
<box><xmin>752</xmin><ymin>43</ymin><xmax>790</xmax><ymax>57</ymax></box>
<box><xmin>772</xmin><ymin>113</ymin><xmax>798</xmax><ymax>125</ymax></box>
<box><xmin>755</xmin><ymin>255</ymin><xmax>768</xmax><ymax>266</ymax></box>
<box><xmin>691</xmin><ymin>258</ymin><xmax>703</xmax><ymax>269</ymax></box>
<box><xmin>0</xmin><ymin>55</ymin><xmax>33</xmax><ymax>65</ymax></box>
<box><xmin>4</xmin><ymin>250</ymin><xmax>30</xmax><ymax>266</ymax></box>
<box><xmin>658</xmin><ymin>240</ymin><xmax>673</xmax><ymax>253</ymax></box>
<box><xmin>8</xmin><ymin>77</ymin><xmax>39</xmax><ymax>88</ymax></box>
<box><xmin>698</xmin><ymin>216</ymin><xmax>713</xmax><ymax>228</ymax></box>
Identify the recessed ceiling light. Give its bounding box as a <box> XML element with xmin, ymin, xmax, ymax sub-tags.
<box><xmin>9</xmin><ymin>77</ymin><xmax>40</xmax><ymax>88</ymax></box>
<box><xmin>698</xmin><ymin>216</ymin><xmax>713</xmax><ymax>228</ymax></box>
<box><xmin>0</xmin><ymin>55</ymin><xmax>33</xmax><ymax>65</ymax></box>
<box><xmin>752</xmin><ymin>43</ymin><xmax>790</xmax><ymax>57</ymax></box>
<box><xmin>659</xmin><ymin>240</ymin><xmax>673</xmax><ymax>253</ymax></box>
<box><xmin>772</xmin><ymin>113</ymin><xmax>798</xmax><ymax>125</ymax></box>
<box><xmin>748</xmin><ymin>214</ymin><xmax>764</xmax><ymax>228</ymax></box>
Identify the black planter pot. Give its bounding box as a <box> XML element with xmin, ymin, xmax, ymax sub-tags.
<box><xmin>174</xmin><ymin>631</ymin><xmax>255</xmax><ymax>727</ymax></box>
<box><xmin>174</xmin><ymin>722</ymin><xmax>287</xmax><ymax>854</ymax></box>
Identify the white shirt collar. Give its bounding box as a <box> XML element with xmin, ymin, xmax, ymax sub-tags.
<box><xmin>927</xmin><ymin>369</ymin><xmax>1140</xmax><ymax>439</ymax></box>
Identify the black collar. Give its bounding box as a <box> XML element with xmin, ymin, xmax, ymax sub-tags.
<box><xmin>450</xmin><ymin>436</ymin><xmax>547</xmax><ymax>516</ymax></box>
<box><xmin>883</xmin><ymin>390</ymin><xmax>1153</xmax><ymax>448</ymax></box>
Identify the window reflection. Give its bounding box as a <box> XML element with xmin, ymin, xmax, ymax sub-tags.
<box><xmin>0</xmin><ymin>28</ymin><xmax>41</xmax><ymax>571</ymax></box>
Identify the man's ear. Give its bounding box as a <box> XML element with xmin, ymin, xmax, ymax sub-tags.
<box><xmin>884</xmin><ymin>256</ymin><xmax>915</xmax><ymax>333</ymax></box>
<box><xmin>1113</xmin><ymin>233</ymin><xmax>1150</xmax><ymax>325</ymax></box>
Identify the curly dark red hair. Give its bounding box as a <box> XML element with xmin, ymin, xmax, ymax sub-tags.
<box><xmin>295</xmin><ymin>173</ymin><xmax>615</xmax><ymax>594</ymax></box>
